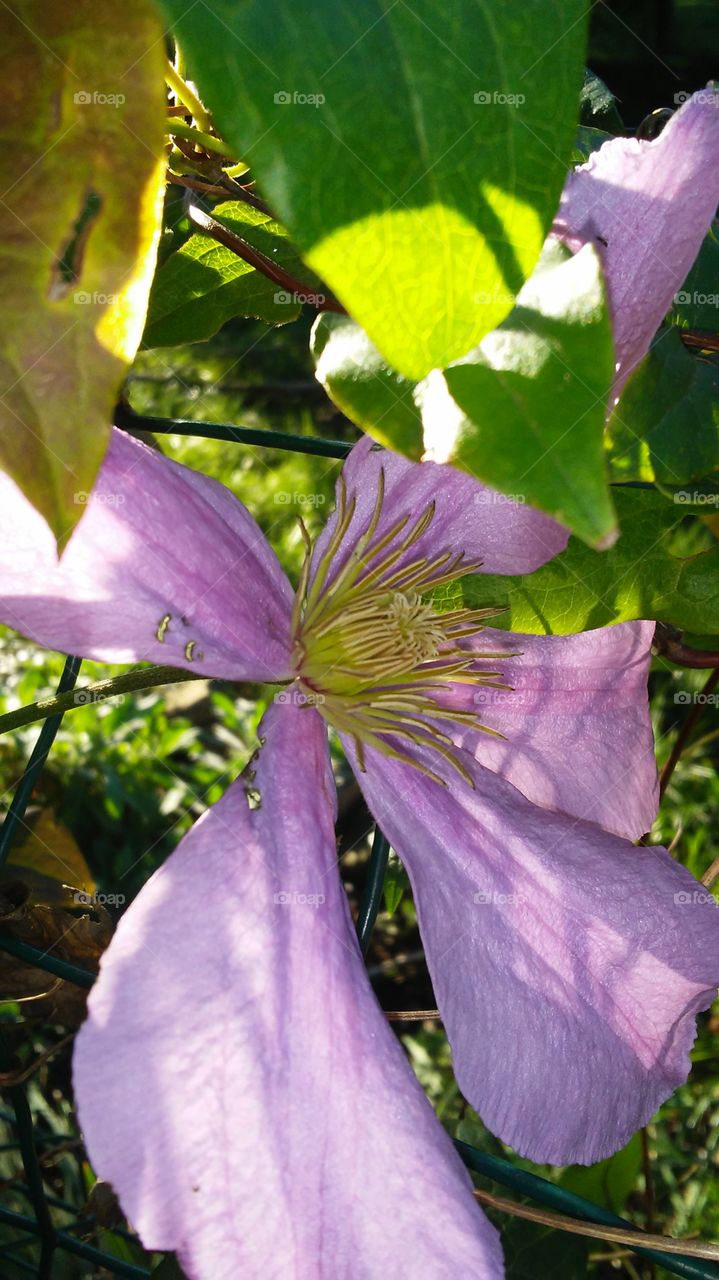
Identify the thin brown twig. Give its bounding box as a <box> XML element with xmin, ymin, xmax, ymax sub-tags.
<box><xmin>384</xmin><ymin>1009</ymin><xmax>441</xmax><ymax>1022</ymax></box>
<box><xmin>0</xmin><ymin>1032</ymin><xmax>74</xmax><ymax>1086</ymax></box>
<box><xmin>660</xmin><ymin>669</ymin><xmax>719</xmax><ymax>797</ymax></box>
<box><xmin>679</xmin><ymin>330</ymin><xmax>719</xmax><ymax>354</ymax></box>
<box><xmin>187</xmin><ymin>204</ymin><xmax>346</xmax><ymax>314</ymax></box>
<box><xmin>640</xmin><ymin>1127</ymin><xmax>657</xmax><ymax>1280</ymax></box>
<box><xmin>472</xmin><ymin>1188</ymin><xmax>719</xmax><ymax>1261</ymax></box>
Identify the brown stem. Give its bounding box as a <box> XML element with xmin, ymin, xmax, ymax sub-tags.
<box><xmin>660</xmin><ymin>668</ymin><xmax>719</xmax><ymax>797</ymax></box>
<box><xmin>653</xmin><ymin>624</ymin><xmax>719</xmax><ymax>669</ymax></box>
<box><xmin>187</xmin><ymin>204</ymin><xmax>346</xmax><ymax>314</ymax></box>
<box><xmin>384</xmin><ymin>1009</ymin><xmax>441</xmax><ymax>1022</ymax></box>
<box><xmin>679</xmin><ymin>329</ymin><xmax>719</xmax><ymax>354</ymax></box>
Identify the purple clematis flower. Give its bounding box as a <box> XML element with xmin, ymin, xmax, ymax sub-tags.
<box><xmin>552</xmin><ymin>86</ymin><xmax>719</xmax><ymax>401</ymax></box>
<box><xmin>0</xmin><ymin>428</ymin><xmax>718</xmax><ymax>1278</ymax></box>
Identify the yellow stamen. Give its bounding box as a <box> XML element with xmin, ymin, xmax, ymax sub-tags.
<box><xmin>290</xmin><ymin>468</ymin><xmax>509</xmax><ymax>785</ymax></box>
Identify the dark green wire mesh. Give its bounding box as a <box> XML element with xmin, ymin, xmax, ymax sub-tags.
<box><xmin>0</xmin><ymin>411</ymin><xmax>717</xmax><ymax>1279</ymax></box>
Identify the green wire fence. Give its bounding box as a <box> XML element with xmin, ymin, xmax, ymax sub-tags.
<box><xmin>0</xmin><ymin>409</ymin><xmax>716</xmax><ymax>1279</ymax></box>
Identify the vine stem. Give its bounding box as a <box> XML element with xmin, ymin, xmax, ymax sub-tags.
<box><xmin>472</xmin><ymin>1189</ymin><xmax>719</xmax><ymax>1262</ymax></box>
<box><xmin>166</xmin><ymin>119</ymin><xmax>233</xmax><ymax>159</ymax></box>
<box><xmin>164</xmin><ymin>61</ymin><xmax>213</xmax><ymax>132</ymax></box>
<box><xmin>0</xmin><ymin>666</ymin><xmax>205</xmax><ymax>736</ymax></box>
<box><xmin>187</xmin><ymin>204</ymin><xmax>346</xmax><ymax>313</ymax></box>
<box><xmin>660</xmin><ymin>669</ymin><xmax>719</xmax><ymax>797</ymax></box>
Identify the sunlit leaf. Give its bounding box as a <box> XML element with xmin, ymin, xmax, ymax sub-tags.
<box><xmin>0</xmin><ymin>0</ymin><xmax>167</xmax><ymax>543</ymax></box>
<box><xmin>159</xmin><ymin>0</ymin><xmax>587</xmax><ymax>378</ymax></box>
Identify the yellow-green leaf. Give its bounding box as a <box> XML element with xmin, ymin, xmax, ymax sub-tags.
<box><xmin>0</xmin><ymin>0</ymin><xmax>167</xmax><ymax>544</ymax></box>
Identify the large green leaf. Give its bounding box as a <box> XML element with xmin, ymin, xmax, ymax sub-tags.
<box><xmin>144</xmin><ymin>202</ymin><xmax>328</xmax><ymax>346</ymax></box>
<box><xmin>0</xmin><ymin>1</ymin><xmax>167</xmax><ymax>544</ymax></box>
<box><xmin>606</xmin><ymin>328</ymin><xmax>719</xmax><ymax>485</ymax></box>
<box><xmin>313</xmin><ymin>242</ymin><xmax>616</xmax><ymax>547</ymax></box>
<box><xmin>441</xmin><ymin>487</ymin><xmax>719</xmax><ymax>634</ymax></box>
<box><xmin>442</xmin><ymin>241</ymin><xmax>615</xmax><ymax>547</ymax></box>
<box><xmin>159</xmin><ymin>0</ymin><xmax>588</xmax><ymax>379</ymax></box>
<box><xmin>668</xmin><ymin>223</ymin><xmax>719</xmax><ymax>333</ymax></box>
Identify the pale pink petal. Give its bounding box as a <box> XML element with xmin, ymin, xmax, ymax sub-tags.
<box><xmin>73</xmin><ymin>703</ymin><xmax>502</xmax><ymax>1279</ymax></box>
<box><xmin>310</xmin><ymin>436</ymin><xmax>568</xmax><ymax>587</ymax></box>
<box><xmin>553</xmin><ymin>87</ymin><xmax>719</xmax><ymax>398</ymax></box>
<box><xmin>438</xmin><ymin>620</ymin><xmax>658</xmax><ymax>839</ymax></box>
<box><xmin>0</xmin><ymin>428</ymin><xmax>293</xmax><ymax>681</ymax></box>
<box><xmin>350</xmin><ymin>740</ymin><xmax>719</xmax><ymax>1166</ymax></box>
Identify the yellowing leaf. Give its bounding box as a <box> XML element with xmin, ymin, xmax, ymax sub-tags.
<box><xmin>0</xmin><ymin>0</ymin><xmax>167</xmax><ymax>544</ymax></box>
<box><xmin>7</xmin><ymin>808</ymin><xmax>95</xmax><ymax>896</ymax></box>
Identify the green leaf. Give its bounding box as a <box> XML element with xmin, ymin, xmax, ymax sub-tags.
<box><xmin>0</xmin><ymin>0</ymin><xmax>167</xmax><ymax>544</ymax></box>
<box><xmin>559</xmin><ymin>1134</ymin><xmax>642</xmax><ymax>1214</ymax></box>
<box><xmin>502</xmin><ymin>1219</ymin><xmax>590</xmax><ymax>1280</ymax></box>
<box><xmin>314</xmin><ymin>242</ymin><xmax>616</xmax><ymax>547</ymax></box>
<box><xmin>442</xmin><ymin>241</ymin><xmax>616</xmax><ymax>548</ymax></box>
<box><xmin>383</xmin><ymin>853</ymin><xmax>408</xmax><ymax>917</ymax></box>
<box><xmin>579</xmin><ymin>68</ymin><xmax>624</xmax><ymax>133</ymax></box>
<box><xmin>668</xmin><ymin>223</ymin><xmax>719</xmax><ymax>333</ymax></box>
<box><xmin>159</xmin><ymin>0</ymin><xmax>588</xmax><ymax>379</ymax></box>
<box><xmin>606</xmin><ymin>328</ymin><xmax>719</xmax><ymax>484</ymax></box>
<box><xmin>144</xmin><ymin>202</ymin><xmax>326</xmax><ymax>346</ymax></box>
<box><xmin>443</xmin><ymin>486</ymin><xmax>719</xmax><ymax>634</ymax></box>
<box><xmin>312</xmin><ymin>314</ymin><xmax>424</xmax><ymax>459</ymax></box>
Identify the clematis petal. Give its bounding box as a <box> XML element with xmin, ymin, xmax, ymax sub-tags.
<box><xmin>73</xmin><ymin>702</ymin><xmax>502</xmax><ymax>1280</ymax></box>
<box><xmin>439</xmin><ymin>620</ymin><xmax>658</xmax><ymax>839</ymax></box>
<box><xmin>310</xmin><ymin>436</ymin><xmax>568</xmax><ymax>586</ymax></box>
<box><xmin>0</xmin><ymin>428</ymin><xmax>294</xmax><ymax>681</ymax></box>
<box><xmin>350</xmin><ymin>740</ymin><xmax>719</xmax><ymax>1166</ymax></box>
<box><xmin>553</xmin><ymin>86</ymin><xmax>719</xmax><ymax>399</ymax></box>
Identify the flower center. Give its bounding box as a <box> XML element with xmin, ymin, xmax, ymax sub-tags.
<box><xmin>289</xmin><ymin>468</ymin><xmax>510</xmax><ymax>786</ymax></box>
